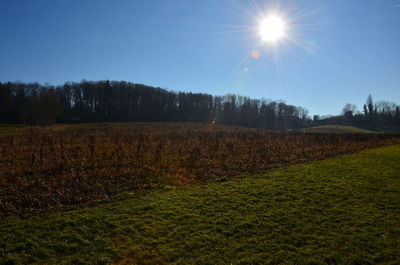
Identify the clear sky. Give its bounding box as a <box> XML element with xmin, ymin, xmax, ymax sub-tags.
<box><xmin>1</xmin><ymin>0</ymin><xmax>399</xmax><ymax>116</ymax></box>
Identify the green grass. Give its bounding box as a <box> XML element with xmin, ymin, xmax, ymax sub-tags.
<box><xmin>1</xmin><ymin>145</ymin><xmax>400</xmax><ymax>264</ymax></box>
<box><xmin>0</xmin><ymin>124</ymin><xmax>25</xmax><ymax>132</ymax></box>
<box><xmin>297</xmin><ymin>125</ymin><xmax>375</xmax><ymax>134</ymax></box>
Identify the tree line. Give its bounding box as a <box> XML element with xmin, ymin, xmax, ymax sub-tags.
<box><xmin>314</xmin><ymin>95</ymin><xmax>400</xmax><ymax>131</ymax></box>
<box><xmin>0</xmin><ymin>80</ymin><xmax>399</xmax><ymax>130</ymax></box>
<box><xmin>0</xmin><ymin>80</ymin><xmax>309</xmax><ymax>129</ymax></box>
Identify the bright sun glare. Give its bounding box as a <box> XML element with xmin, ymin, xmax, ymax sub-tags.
<box><xmin>260</xmin><ymin>15</ymin><xmax>285</xmax><ymax>43</ymax></box>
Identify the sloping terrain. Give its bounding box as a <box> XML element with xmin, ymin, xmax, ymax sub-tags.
<box><xmin>2</xmin><ymin>123</ymin><xmax>398</xmax><ymax>217</ymax></box>
<box><xmin>1</xmin><ymin>144</ymin><xmax>400</xmax><ymax>264</ymax></box>
<box><xmin>297</xmin><ymin>125</ymin><xmax>375</xmax><ymax>134</ymax></box>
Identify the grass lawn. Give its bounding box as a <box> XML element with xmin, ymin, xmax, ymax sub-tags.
<box><xmin>297</xmin><ymin>125</ymin><xmax>375</xmax><ymax>134</ymax></box>
<box><xmin>0</xmin><ymin>124</ymin><xmax>26</xmax><ymax>132</ymax></box>
<box><xmin>1</xmin><ymin>145</ymin><xmax>400</xmax><ymax>265</ymax></box>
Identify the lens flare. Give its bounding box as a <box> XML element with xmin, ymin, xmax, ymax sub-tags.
<box><xmin>251</xmin><ymin>50</ymin><xmax>261</xmax><ymax>59</ymax></box>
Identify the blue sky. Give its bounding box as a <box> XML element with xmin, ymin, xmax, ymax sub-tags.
<box><xmin>0</xmin><ymin>0</ymin><xmax>399</xmax><ymax>115</ymax></box>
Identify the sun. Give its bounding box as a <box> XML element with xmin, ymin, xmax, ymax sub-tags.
<box><xmin>259</xmin><ymin>15</ymin><xmax>286</xmax><ymax>43</ymax></box>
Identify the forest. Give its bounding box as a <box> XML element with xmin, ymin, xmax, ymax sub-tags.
<box><xmin>0</xmin><ymin>80</ymin><xmax>399</xmax><ymax>130</ymax></box>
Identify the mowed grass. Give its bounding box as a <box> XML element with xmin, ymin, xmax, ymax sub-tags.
<box><xmin>1</xmin><ymin>145</ymin><xmax>400</xmax><ymax>265</ymax></box>
<box><xmin>0</xmin><ymin>124</ymin><xmax>25</xmax><ymax>132</ymax></box>
<box><xmin>297</xmin><ymin>125</ymin><xmax>375</xmax><ymax>134</ymax></box>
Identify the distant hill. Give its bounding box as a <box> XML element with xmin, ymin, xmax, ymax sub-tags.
<box><xmin>0</xmin><ymin>124</ymin><xmax>26</xmax><ymax>132</ymax></box>
<box><xmin>296</xmin><ymin>125</ymin><xmax>375</xmax><ymax>134</ymax></box>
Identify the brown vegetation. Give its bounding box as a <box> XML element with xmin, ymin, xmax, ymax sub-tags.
<box><xmin>1</xmin><ymin>123</ymin><xmax>399</xmax><ymax>217</ymax></box>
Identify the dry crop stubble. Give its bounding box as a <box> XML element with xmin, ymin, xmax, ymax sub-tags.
<box><xmin>1</xmin><ymin>123</ymin><xmax>399</xmax><ymax>216</ymax></box>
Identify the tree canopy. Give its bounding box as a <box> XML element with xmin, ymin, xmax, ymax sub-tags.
<box><xmin>0</xmin><ymin>81</ymin><xmax>399</xmax><ymax>131</ymax></box>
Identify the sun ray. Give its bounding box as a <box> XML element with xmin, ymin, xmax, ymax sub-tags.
<box><xmin>185</xmin><ymin>0</ymin><xmax>332</xmax><ymax>94</ymax></box>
